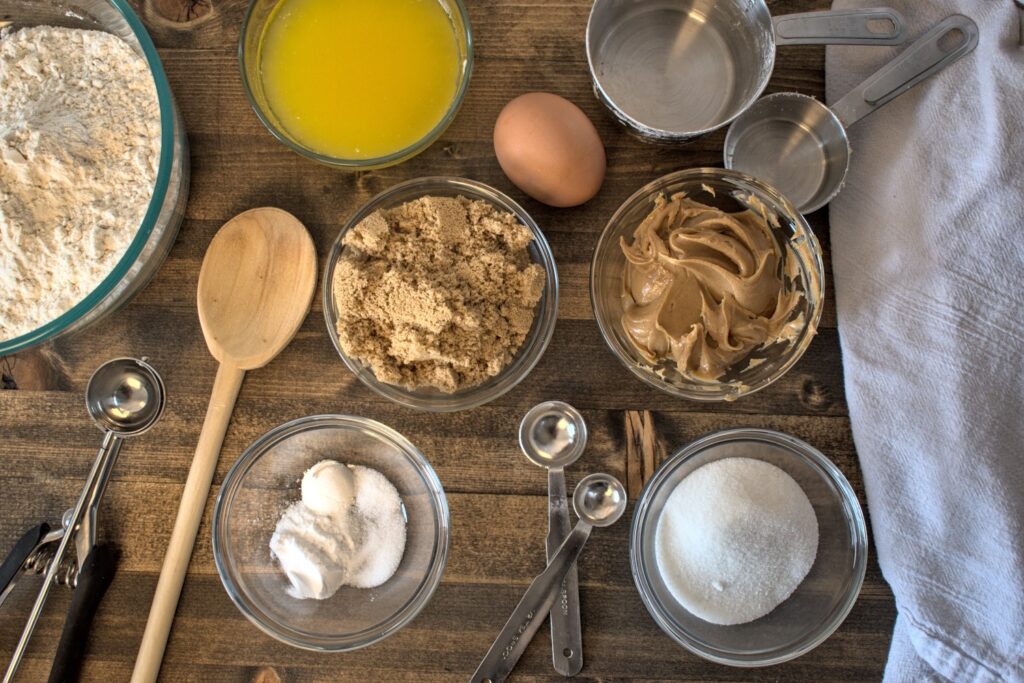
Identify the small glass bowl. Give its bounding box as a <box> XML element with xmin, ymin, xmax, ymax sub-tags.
<box><xmin>323</xmin><ymin>177</ymin><xmax>559</xmax><ymax>412</ymax></box>
<box><xmin>212</xmin><ymin>415</ymin><xmax>450</xmax><ymax>651</ymax></box>
<box><xmin>590</xmin><ymin>168</ymin><xmax>824</xmax><ymax>401</ymax></box>
<box><xmin>0</xmin><ymin>0</ymin><xmax>189</xmax><ymax>355</ymax></box>
<box><xmin>631</xmin><ymin>428</ymin><xmax>867</xmax><ymax>666</ymax></box>
<box><xmin>238</xmin><ymin>0</ymin><xmax>472</xmax><ymax>169</ymax></box>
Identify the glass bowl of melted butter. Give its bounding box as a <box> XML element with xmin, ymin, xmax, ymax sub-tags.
<box><xmin>590</xmin><ymin>168</ymin><xmax>824</xmax><ymax>401</ymax></box>
<box><xmin>240</xmin><ymin>0</ymin><xmax>472</xmax><ymax>169</ymax></box>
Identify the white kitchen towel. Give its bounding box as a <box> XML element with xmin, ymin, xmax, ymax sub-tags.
<box><xmin>826</xmin><ymin>2</ymin><xmax>1024</xmax><ymax>681</ymax></box>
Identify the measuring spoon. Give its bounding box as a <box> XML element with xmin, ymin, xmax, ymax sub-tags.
<box><xmin>132</xmin><ymin>208</ymin><xmax>317</xmax><ymax>683</ymax></box>
<box><xmin>724</xmin><ymin>14</ymin><xmax>979</xmax><ymax>213</ymax></box>
<box><xmin>471</xmin><ymin>473</ymin><xmax>627</xmax><ymax>683</ymax></box>
<box><xmin>519</xmin><ymin>401</ymin><xmax>588</xmax><ymax>676</ymax></box>
<box><xmin>4</xmin><ymin>358</ymin><xmax>165</xmax><ymax>683</ymax></box>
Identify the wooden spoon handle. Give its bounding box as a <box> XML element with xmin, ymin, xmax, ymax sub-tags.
<box><xmin>131</xmin><ymin>362</ymin><xmax>245</xmax><ymax>683</ymax></box>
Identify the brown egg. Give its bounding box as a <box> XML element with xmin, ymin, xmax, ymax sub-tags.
<box><xmin>493</xmin><ymin>92</ymin><xmax>606</xmax><ymax>208</ymax></box>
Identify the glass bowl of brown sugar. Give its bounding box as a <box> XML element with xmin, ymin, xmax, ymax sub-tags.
<box><xmin>323</xmin><ymin>177</ymin><xmax>559</xmax><ymax>412</ymax></box>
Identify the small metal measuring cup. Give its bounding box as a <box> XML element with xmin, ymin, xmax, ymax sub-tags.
<box><xmin>586</xmin><ymin>1</ymin><xmax>906</xmax><ymax>143</ymax></box>
<box><xmin>518</xmin><ymin>401</ymin><xmax>588</xmax><ymax>676</ymax></box>
<box><xmin>724</xmin><ymin>14</ymin><xmax>979</xmax><ymax>214</ymax></box>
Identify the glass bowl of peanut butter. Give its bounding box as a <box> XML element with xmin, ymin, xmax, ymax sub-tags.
<box><xmin>590</xmin><ymin>168</ymin><xmax>824</xmax><ymax>401</ymax></box>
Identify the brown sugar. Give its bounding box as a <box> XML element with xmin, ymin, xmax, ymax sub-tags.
<box><xmin>332</xmin><ymin>195</ymin><xmax>546</xmax><ymax>392</ymax></box>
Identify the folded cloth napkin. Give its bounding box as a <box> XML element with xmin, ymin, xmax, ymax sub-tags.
<box><xmin>825</xmin><ymin>2</ymin><xmax>1024</xmax><ymax>681</ymax></box>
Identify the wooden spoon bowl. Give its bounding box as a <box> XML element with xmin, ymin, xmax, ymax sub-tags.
<box><xmin>198</xmin><ymin>207</ymin><xmax>317</xmax><ymax>369</ymax></box>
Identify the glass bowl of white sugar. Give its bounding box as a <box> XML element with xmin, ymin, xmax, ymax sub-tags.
<box><xmin>212</xmin><ymin>415</ymin><xmax>450</xmax><ymax>651</ymax></box>
<box><xmin>630</xmin><ymin>428</ymin><xmax>867</xmax><ymax>666</ymax></box>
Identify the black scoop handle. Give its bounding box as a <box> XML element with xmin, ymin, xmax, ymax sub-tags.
<box><xmin>48</xmin><ymin>544</ymin><xmax>119</xmax><ymax>683</ymax></box>
<box><xmin>0</xmin><ymin>523</ymin><xmax>50</xmax><ymax>598</ymax></box>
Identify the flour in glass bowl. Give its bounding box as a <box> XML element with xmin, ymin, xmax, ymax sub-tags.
<box><xmin>0</xmin><ymin>26</ymin><xmax>160</xmax><ymax>340</ymax></box>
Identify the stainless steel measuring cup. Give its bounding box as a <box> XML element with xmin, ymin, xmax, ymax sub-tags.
<box><xmin>723</xmin><ymin>14</ymin><xmax>979</xmax><ymax>214</ymax></box>
<box><xmin>586</xmin><ymin>1</ymin><xmax>906</xmax><ymax>143</ymax></box>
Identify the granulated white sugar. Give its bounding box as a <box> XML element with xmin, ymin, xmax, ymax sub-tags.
<box><xmin>655</xmin><ymin>457</ymin><xmax>818</xmax><ymax>625</ymax></box>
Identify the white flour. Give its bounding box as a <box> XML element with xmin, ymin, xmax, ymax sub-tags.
<box><xmin>0</xmin><ymin>26</ymin><xmax>160</xmax><ymax>340</ymax></box>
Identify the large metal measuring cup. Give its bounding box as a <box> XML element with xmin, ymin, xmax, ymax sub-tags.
<box><xmin>586</xmin><ymin>1</ymin><xmax>907</xmax><ymax>143</ymax></box>
<box><xmin>519</xmin><ymin>401</ymin><xmax>588</xmax><ymax>676</ymax></box>
<box><xmin>724</xmin><ymin>14</ymin><xmax>979</xmax><ymax>214</ymax></box>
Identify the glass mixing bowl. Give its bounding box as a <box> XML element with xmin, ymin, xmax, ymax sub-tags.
<box><xmin>239</xmin><ymin>0</ymin><xmax>472</xmax><ymax>169</ymax></box>
<box><xmin>590</xmin><ymin>168</ymin><xmax>823</xmax><ymax>401</ymax></box>
<box><xmin>323</xmin><ymin>177</ymin><xmax>559</xmax><ymax>412</ymax></box>
<box><xmin>212</xmin><ymin>415</ymin><xmax>450</xmax><ymax>651</ymax></box>
<box><xmin>0</xmin><ymin>0</ymin><xmax>189</xmax><ymax>356</ymax></box>
<box><xmin>631</xmin><ymin>428</ymin><xmax>867</xmax><ymax>666</ymax></box>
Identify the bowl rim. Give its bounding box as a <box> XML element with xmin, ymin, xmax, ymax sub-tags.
<box><xmin>0</xmin><ymin>0</ymin><xmax>179</xmax><ymax>355</ymax></box>
<box><xmin>212</xmin><ymin>414</ymin><xmax>451</xmax><ymax>651</ymax></box>
<box><xmin>589</xmin><ymin>167</ymin><xmax>825</xmax><ymax>401</ymax></box>
<box><xmin>237</xmin><ymin>0</ymin><xmax>474</xmax><ymax>169</ymax></box>
<box><xmin>322</xmin><ymin>176</ymin><xmax>559</xmax><ymax>412</ymax></box>
<box><xmin>629</xmin><ymin>427</ymin><xmax>868</xmax><ymax>666</ymax></box>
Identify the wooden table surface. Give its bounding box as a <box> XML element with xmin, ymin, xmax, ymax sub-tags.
<box><xmin>0</xmin><ymin>0</ymin><xmax>897</xmax><ymax>680</ymax></box>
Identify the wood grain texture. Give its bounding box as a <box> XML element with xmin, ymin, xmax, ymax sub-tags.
<box><xmin>624</xmin><ymin>410</ymin><xmax>667</xmax><ymax>499</ymax></box>
<box><xmin>0</xmin><ymin>0</ymin><xmax>896</xmax><ymax>680</ymax></box>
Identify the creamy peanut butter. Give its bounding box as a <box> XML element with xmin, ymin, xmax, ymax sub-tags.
<box><xmin>620</xmin><ymin>193</ymin><xmax>801</xmax><ymax>382</ymax></box>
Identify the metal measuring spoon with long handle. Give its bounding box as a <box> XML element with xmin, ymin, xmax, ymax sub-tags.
<box><xmin>3</xmin><ymin>358</ymin><xmax>165</xmax><ymax>683</ymax></box>
<box><xmin>724</xmin><ymin>14</ymin><xmax>979</xmax><ymax>213</ymax></box>
<box><xmin>519</xmin><ymin>401</ymin><xmax>587</xmax><ymax>676</ymax></box>
<box><xmin>470</xmin><ymin>474</ymin><xmax>627</xmax><ymax>683</ymax></box>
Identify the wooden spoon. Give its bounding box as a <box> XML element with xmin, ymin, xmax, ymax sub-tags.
<box><xmin>131</xmin><ymin>208</ymin><xmax>317</xmax><ymax>683</ymax></box>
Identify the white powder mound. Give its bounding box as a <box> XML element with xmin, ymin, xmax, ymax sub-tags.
<box><xmin>655</xmin><ymin>457</ymin><xmax>819</xmax><ymax>625</ymax></box>
<box><xmin>270</xmin><ymin>502</ymin><xmax>355</xmax><ymax>600</ymax></box>
<box><xmin>270</xmin><ymin>462</ymin><xmax>407</xmax><ymax>600</ymax></box>
<box><xmin>0</xmin><ymin>26</ymin><xmax>160</xmax><ymax>340</ymax></box>
<box><xmin>348</xmin><ymin>466</ymin><xmax>407</xmax><ymax>589</ymax></box>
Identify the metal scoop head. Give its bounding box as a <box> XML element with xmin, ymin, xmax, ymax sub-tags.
<box><xmin>573</xmin><ymin>473</ymin><xmax>627</xmax><ymax>527</ymax></box>
<box><xmin>86</xmin><ymin>358</ymin><xmax>165</xmax><ymax>436</ymax></box>
<box><xmin>519</xmin><ymin>401</ymin><xmax>588</xmax><ymax>469</ymax></box>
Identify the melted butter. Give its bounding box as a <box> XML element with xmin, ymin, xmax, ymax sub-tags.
<box><xmin>259</xmin><ymin>0</ymin><xmax>460</xmax><ymax>160</ymax></box>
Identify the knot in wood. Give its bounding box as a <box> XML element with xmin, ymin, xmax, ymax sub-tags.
<box><xmin>800</xmin><ymin>378</ymin><xmax>832</xmax><ymax>409</ymax></box>
<box><xmin>149</xmin><ymin>0</ymin><xmax>212</xmax><ymax>25</ymax></box>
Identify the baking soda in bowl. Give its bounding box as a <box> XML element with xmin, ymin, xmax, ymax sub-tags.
<box><xmin>654</xmin><ymin>457</ymin><xmax>818</xmax><ymax>625</ymax></box>
<box><xmin>270</xmin><ymin>459</ymin><xmax>407</xmax><ymax>599</ymax></box>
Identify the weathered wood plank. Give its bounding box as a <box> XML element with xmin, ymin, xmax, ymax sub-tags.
<box><xmin>0</xmin><ymin>573</ymin><xmax>894</xmax><ymax>682</ymax></box>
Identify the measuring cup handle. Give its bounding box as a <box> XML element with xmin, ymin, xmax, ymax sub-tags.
<box><xmin>831</xmin><ymin>14</ymin><xmax>980</xmax><ymax>128</ymax></box>
<box><xmin>47</xmin><ymin>544</ymin><xmax>119</xmax><ymax>683</ymax></box>
<box><xmin>773</xmin><ymin>7</ymin><xmax>907</xmax><ymax>46</ymax></box>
